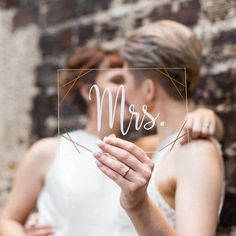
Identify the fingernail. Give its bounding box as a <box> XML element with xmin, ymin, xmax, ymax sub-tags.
<box><xmin>103</xmin><ymin>136</ymin><xmax>110</xmax><ymax>142</ymax></box>
<box><xmin>109</xmin><ymin>133</ymin><xmax>116</xmax><ymax>137</ymax></box>
<box><xmin>97</xmin><ymin>140</ymin><xmax>104</xmax><ymax>147</ymax></box>
<box><xmin>93</xmin><ymin>150</ymin><xmax>102</xmax><ymax>158</ymax></box>
<box><xmin>95</xmin><ymin>160</ymin><xmax>103</xmax><ymax>167</ymax></box>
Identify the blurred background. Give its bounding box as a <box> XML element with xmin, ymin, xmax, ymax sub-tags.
<box><xmin>0</xmin><ymin>0</ymin><xmax>235</xmax><ymax>234</ymax></box>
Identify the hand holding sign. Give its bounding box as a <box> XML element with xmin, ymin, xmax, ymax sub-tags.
<box><xmin>93</xmin><ymin>135</ymin><xmax>154</xmax><ymax>210</ymax></box>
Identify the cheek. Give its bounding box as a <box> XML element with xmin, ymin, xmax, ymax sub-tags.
<box><xmin>96</xmin><ymin>81</ymin><xmax>105</xmax><ymax>92</ymax></box>
<box><xmin>125</xmin><ymin>85</ymin><xmax>138</xmax><ymax>100</ymax></box>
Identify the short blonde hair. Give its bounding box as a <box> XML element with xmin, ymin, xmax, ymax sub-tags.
<box><xmin>122</xmin><ymin>20</ymin><xmax>202</xmax><ymax>100</ymax></box>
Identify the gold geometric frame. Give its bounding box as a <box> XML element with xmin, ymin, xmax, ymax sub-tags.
<box><xmin>57</xmin><ymin>67</ymin><xmax>189</xmax><ymax>156</ymax></box>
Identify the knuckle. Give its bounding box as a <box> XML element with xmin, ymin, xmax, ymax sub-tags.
<box><xmin>142</xmin><ymin>167</ymin><xmax>152</xmax><ymax>179</ymax></box>
<box><xmin>123</xmin><ymin>152</ymin><xmax>130</xmax><ymax>161</ymax></box>
<box><xmin>137</xmin><ymin>178</ymin><xmax>147</xmax><ymax>187</ymax></box>
<box><xmin>112</xmin><ymin>171</ymin><xmax>120</xmax><ymax>180</ymax></box>
<box><xmin>129</xmin><ymin>184</ymin><xmax>139</xmax><ymax>192</ymax></box>
<box><xmin>129</xmin><ymin>144</ymin><xmax>136</xmax><ymax>152</ymax></box>
<box><xmin>140</xmin><ymin>149</ymin><xmax>146</xmax><ymax>157</ymax></box>
<box><xmin>99</xmin><ymin>154</ymin><xmax>106</xmax><ymax>162</ymax></box>
<box><xmin>118</xmin><ymin>165</ymin><xmax>126</xmax><ymax>174</ymax></box>
<box><xmin>145</xmin><ymin>168</ymin><xmax>152</xmax><ymax>178</ymax></box>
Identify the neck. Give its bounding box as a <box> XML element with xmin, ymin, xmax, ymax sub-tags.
<box><xmin>155</xmin><ymin>99</ymin><xmax>195</xmax><ymax>141</ymax></box>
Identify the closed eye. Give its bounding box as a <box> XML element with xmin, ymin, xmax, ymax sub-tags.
<box><xmin>111</xmin><ymin>75</ymin><xmax>125</xmax><ymax>84</ymax></box>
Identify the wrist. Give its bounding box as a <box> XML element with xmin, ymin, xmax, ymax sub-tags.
<box><xmin>124</xmin><ymin>194</ymin><xmax>150</xmax><ymax>214</ymax></box>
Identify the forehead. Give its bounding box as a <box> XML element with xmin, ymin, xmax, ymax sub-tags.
<box><xmin>122</xmin><ymin>65</ymin><xmax>137</xmax><ymax>83</ymax></box>
<box><xmin>97</xmin><ymin>68</ymin><xmax>125</xmax><ymax>80</ymax></box>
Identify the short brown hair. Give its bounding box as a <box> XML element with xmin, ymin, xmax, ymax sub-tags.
<box><xmin>122</xmin><ymin>20</ymin><xmax>202</xmax><ymax>100</ymax></box>
<box><xmin>60</xmin><ymin>48</ymin><xmax>123</xmax><ymax>114</ymax></box>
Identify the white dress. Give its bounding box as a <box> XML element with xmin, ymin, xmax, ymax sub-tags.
<box><xmin>37</xmin><ymin>130</ymin><xmax>137</xmax><ymax>236</ymax></box>
<box><xmin>36</xmin><ymin>130</ymin><xmax>225</xmax><ymax>235</ymax></box>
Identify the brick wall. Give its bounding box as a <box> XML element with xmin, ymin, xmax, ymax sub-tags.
<box><xmin>0</xmin><ymin>0</ymin><xmax>235</xmax><ymax>233</ymax></box>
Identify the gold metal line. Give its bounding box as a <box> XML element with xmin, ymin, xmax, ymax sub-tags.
<box><xmin>163</xmin><ymin>68</ymin><xmax>185</xmax><ymax>101</ymax></box>
<box><xmin>62</xmin><ymin>126</ymin><xmax>81</xmax><ymax>154</ymax></box>
<box><xmin>155</xmin><ymin>68</ymin><xmax>185</xmax><ymax>101</ymax></box>
<box><xmin>156</xmin><ymin>68</ymin><xmax>185</xmax><ymax>87</ymax></box>
<box><xmin>61</xmin><ymin>134</ymin><xmax>94</xmax><ymax>154</ymax></box>
<box><xmin>170</xmin><ymin>119</ymin><xmax>187</xmax><ymax>151</ymax></box>
<box><xmin>158</xmin><ymin>132</ymin><xmax>187</xmax><ymax>152</ymax></box>
<box><xmin>59</xmin><ymin>69</ymin><xmax>92</xmax><ymax>88</ymax></box>
<box><xmin>59</xmin><ymin>69</ymin><xmax>92</xmax><ymax>106</ymax></box>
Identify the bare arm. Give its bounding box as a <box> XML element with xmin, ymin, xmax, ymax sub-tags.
<box><xmin>94</xmin><ymin>137</ymin><xmax>223</xmax><ymax>236</ymax></box>
<box><xmin>128</xmin><ymin>140</ymin><xmax>223</xmax><ymax>236</ymax></box>
<box><xmin>94</xmin><ymin>136</ymin><xmax>176</xmax><ymax>235</ymax></box>
<box><xmin>175</xmin><ymin>141</ymin><xmax>223</xmax><ymax>236</ymax></box>
<box><xmin>0</xmin><ymin>138</ymin><xmax>57</xmax><ymax>236</ymax></box>
<box><xmin>125</xmin><ymin>196</ymin><xmax>177</xmax><ymax>236</ymax></box>
<box><xmin>135</xmin><ymin>108</ymin><xmax>224</xmax><ymax>153</ymax></box>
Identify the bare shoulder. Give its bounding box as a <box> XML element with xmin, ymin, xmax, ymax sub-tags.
<box><xmin>28</xmin><ymin>137</ymin><xmax>59</xmax><ymax>158</ymax></box>
<box><xmin>175</xmin><ymin>139</ymin><xmax>221</xmax><ymax>160</ymax></box>
<box><xmin>20</xmin><ymin>137</ymin><xmax>59</xmax><ymax>178</ymax></box>
<box><xmin>173</xmin><ymin>139</ymin><xmax>224</xmax><ymax>177</ymax></box>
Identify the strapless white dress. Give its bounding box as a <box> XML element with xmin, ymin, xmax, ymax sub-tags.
<box><xmin>37</xmin><ymin>130</ymin><xmax>137</xmax><ymax>236</ymax></box>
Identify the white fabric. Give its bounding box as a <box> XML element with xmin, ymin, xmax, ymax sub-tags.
<box><xmin>37</xmin><ymin>130</ymin><xmax>136</xmax><ymax>236</ymax></box>
<box><xmin>36</xmin><ymin>130</ymin><xmax>225</xmax><ymax>235</ymax></box>
<box><xmin>147</xmin><ymin>133</ymin><xmax>178</xmax><ymax>227</ymax></box>
<box><xmin>148</xmin><ymin>133</ymin><xmax>225</xmax><ymax>228</ymax></box>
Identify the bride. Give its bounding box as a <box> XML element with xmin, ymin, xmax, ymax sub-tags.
<box><xmin>94</xmin><ymin>20</ymin><xmax>225</xmax><ymax>236</ymax></box>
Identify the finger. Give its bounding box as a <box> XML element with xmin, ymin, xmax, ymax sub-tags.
<box><xmin>26</xmin><ymin>227</ymin><xmax>54</xmax><ymax>236</ymax></box>
<box><xmin>201</xmin><ymin>120</ymin><xmax>211</xmax><ymax>138</ymax></box>
<box><xmin>94</xmin><ymin>151</ymin><xmax>137</xmax><ymax>181</ymax></box>
<box><xmin>185</xmin><ymin>113</ymin><xmax>193</xmax><ymax>131</ymax></box>
<box><xmin>97</xmin><ymin>140</ymin><xmax>144</xmax><ymax>172</ymax></box>
<box><xmin>103</xmin><ymin>137</ymin><xmax>148</xmax><ymax>164</ymax></box>
<box><xmin>180</xmin><ymin>129</ymin><xmax>192</xmax><ymax>145</ymax></box>
<box><xmin>191</xmin><ymin>116</ymin><xmax>203</xmax><ymax>139</ymax></box>
<box><xmin>208</xmin><ymin>120</ymin><xmax>215</xmax><ymax>136</ymax></box>
<box><xmin>95</xmin><ymin>160</ymin><xmax>129</xmax><ymax>188</ymax></box>
<box><xmin>25</xmin><ymin>224</ymin><xmax>53</xmax><ymax>231</ymax></box>
<box><xmin>26</xmin><ymin>232</ymin><xmax>54</xmax><ymax>236</ymax></box>
<box><xmin>183</xmin><ymin>114</ymin><xmax>193</xmax><ymax>144</ymax></box>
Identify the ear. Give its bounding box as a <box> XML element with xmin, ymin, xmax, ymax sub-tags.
<box><xmin>141</xmin><ymin>79</ymin><xmax>157</xmax><ymax>104</ymax></box>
